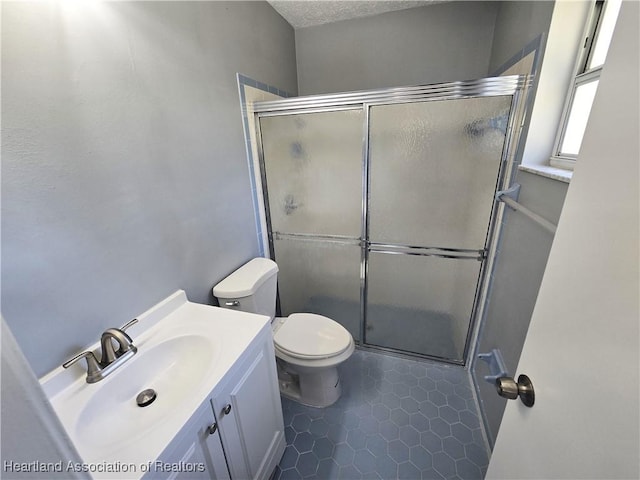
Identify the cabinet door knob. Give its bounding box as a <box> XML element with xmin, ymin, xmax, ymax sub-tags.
<box><xmin>223</xmin><ymin>404</ymin><xmax>232</xmax><ymax>415</ymax></box>
<box><xmin>208</xmin><ymin>422</ymin><xmax>218</xmax><ymax>435</ymax></box>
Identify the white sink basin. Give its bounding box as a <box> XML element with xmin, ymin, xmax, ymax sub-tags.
<box><xmin>75</xmin><ymin>334</ymin><xmax>216</xmax><ymax>450</ymax></box>
<box><xmin>40</xmin><ymin>290</ymin><xmax>270</xmax><ymax>477</ymax></box>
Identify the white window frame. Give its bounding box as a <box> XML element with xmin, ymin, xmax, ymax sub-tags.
<box><xmin>550</xmin><ymin>0</ymin><xmax>619</xmax><ymax>170</ymax></box>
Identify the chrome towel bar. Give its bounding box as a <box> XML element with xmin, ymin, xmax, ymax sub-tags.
<box><xmin>496</xmin><ymin>184</ymin><xmax>557</xmax><ymax>234</ymax></box>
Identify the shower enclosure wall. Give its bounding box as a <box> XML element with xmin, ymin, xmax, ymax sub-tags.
<box><xmin>253</xmin><ymin>76</ymin><xmax>529</xmax><ymax>364</ymax></box>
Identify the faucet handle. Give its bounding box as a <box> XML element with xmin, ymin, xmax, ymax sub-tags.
<box><xmin>120</xmin><ymin>318</ymin><xmax>138</xmax><ymax>332</ymax></box>
<box><xmin>63</xmin><ymin>351</ymin><xmax>101</xmax><ymax>379</ymax></box>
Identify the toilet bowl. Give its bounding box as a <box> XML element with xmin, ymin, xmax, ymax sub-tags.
<box><xmin>213</xmin><ymin>258</ymin><xmax>354</xmax><ymax>407</ymax></box>
<box><xmin>272</xmin><ymin>313</ymin><xmax>354</xmax><ymax>406</ymax></box>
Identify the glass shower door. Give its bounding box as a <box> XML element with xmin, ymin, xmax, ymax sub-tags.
<box><xmin>366</xmin><ymin>96</ymin><xmax>512</xmax><ymax>361</ymax></box>
<box><xmin>259</xmin><ymin>109</ymin><xmax>364</xmax><ymax>341</ymax></box>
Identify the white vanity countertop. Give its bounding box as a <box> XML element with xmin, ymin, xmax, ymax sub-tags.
<box><xmin>40</xmin><ymin>290</ymin><xmax>270</xmax><ymax>479</ymax></box>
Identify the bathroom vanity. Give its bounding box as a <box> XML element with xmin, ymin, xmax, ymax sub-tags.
<box><xmin>40</xmin><ymin>291</ymin><xmax>285</xmax><ymax>480</ymax></box>
<box><xmin>154</xmin><ymin>324</ymin><xmax>285</xmax><ymax>480</ymax></box>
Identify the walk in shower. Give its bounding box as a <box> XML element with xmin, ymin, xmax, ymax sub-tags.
<box><xmin>252</xmin><ymin>76</ymin><xmax>530</xmax><ymax>364</ymax></box>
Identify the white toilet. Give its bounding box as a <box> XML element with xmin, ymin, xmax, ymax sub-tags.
<box><xmin>213</xmin><ymin>257</ymin><xmax>355</xmax><ymax>407</ymax></box>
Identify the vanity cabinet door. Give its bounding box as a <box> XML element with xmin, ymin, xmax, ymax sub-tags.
<box><xmin>151</xmin><ymin>403</ymin><xmax>230</xmax><ymax>480</ymax></box>
<box><xmin>213</xmin><ymin>335</ymin><xmax>285</xmax><ymax>480</ymax></box>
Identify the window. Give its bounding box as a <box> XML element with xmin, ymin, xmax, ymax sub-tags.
<box><xmin>551</xmin><ymin>0</ymin><xmax>622</xmax><ymax>169</ymax></box>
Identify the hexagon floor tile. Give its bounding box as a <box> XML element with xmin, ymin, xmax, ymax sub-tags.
<box><xmin>272</xmin><ymin>349</ymin><xmax>490</xmax><ymax>480</ymax></box>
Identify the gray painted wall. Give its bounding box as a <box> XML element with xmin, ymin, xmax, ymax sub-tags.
<box><xmin>295</xmin><ymin>2</ymin><xmax>499</xmax><ymax>95</ymax></box>
<box><xmin>1</xmin><ymin>1</ymin><xmax>297</xmax><ymax>378</ymax></box>
<box><xmin>488</xmin><ymin>1</ymin><xmax>555</xmax><ymax>74</ymax></box>
<box><xmin>474</xmin><ymin>171</ymin><xmax>567</xmax><ymax>445</ymax></box>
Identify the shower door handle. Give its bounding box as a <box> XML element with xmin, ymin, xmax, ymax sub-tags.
<box><xmin>495</xmin><ymin>374</ymin><xmax>535</xmax><ymax>407</ymax></box>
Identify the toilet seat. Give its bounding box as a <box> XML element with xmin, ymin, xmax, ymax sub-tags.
<box><xmin>273</xmin><ymin>313</ymin><xmax>352</xmax><ymax>359</ymax></box>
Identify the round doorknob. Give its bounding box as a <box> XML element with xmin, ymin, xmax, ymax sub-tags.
<box><xmin>496</xmin><ymin>377</ymin><xmax>519</xmax><ymax>400</ymax></box>
<box><xmin>223</xmin><ymin>404</ymin><xmax>232</xmax><ymax>415</ymax></box>
<box><xmin>495</xmin><ymin>374</ymin><xmax>535</xmax><ymax>407</ymax></box>
<box><xmin>208</xmin><ymin>422</ymin><xmax>218</xmax><ymax>435</ymax></box>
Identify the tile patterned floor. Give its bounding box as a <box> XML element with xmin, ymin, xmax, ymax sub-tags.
<box><xmin>273</xmin><ymin>349</ymin><xmax>490</xmax><ymax>480</ymax></box>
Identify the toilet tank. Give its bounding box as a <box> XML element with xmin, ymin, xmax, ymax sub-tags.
<box><xmin>213</xmin><ymin>258</ymin><xmax>278</xmax><ymax>318</ymax></box>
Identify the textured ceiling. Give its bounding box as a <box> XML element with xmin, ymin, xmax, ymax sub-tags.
<box><xmin>268</xmin><ymin>1</ymin><xmax>442</xmax><ymax>29</ymax></box>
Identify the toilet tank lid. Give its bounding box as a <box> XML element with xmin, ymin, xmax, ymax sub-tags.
<box><xmin>213</xmin><ymin>257</ymin><xmax>278</xmax><ymax>298</ymax></box>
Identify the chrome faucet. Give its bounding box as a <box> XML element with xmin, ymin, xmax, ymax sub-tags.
<box><xmin>100</xmin><ymin>327</ymin><xmax>136</xmax><ymax>365</ymax></box>
<box><xmin>63</xmin><ymin>318</ymin><xmax>139</xmax><ymax>383</ymax></box>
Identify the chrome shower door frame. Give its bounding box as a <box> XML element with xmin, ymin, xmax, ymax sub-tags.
<box><xmin>253</xmin><ymin>75</ymin><xmax>531</xmax><ymax>365</ymax></box>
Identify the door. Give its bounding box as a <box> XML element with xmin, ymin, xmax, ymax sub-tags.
<box><xmin>255</xmin><ymin>77</ymin><xmax>529</xmax><ymax>363</ymax></box>
<box><xmin>258</xmin><ymin>109</ymin><xmax>364</xmax><ymax>341</ymax></box>
<box><xmin>366</xmin><ymin>96</ymin><xmax>512</xmax><ymax>361</ymax></box>
<box><xmin>153</xmin><ymin>403</ymin><xmax>230</xmax><ymax>480</ymax></box>
<box><xmin>487</xmin><ymin>3</ymin><xmax>639</xmax><ymax>477</ymax></box>
<box><xmin>213</xmin><ymin>335</ymin><xmax>286</xmax><ymax>480</ymax></box>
